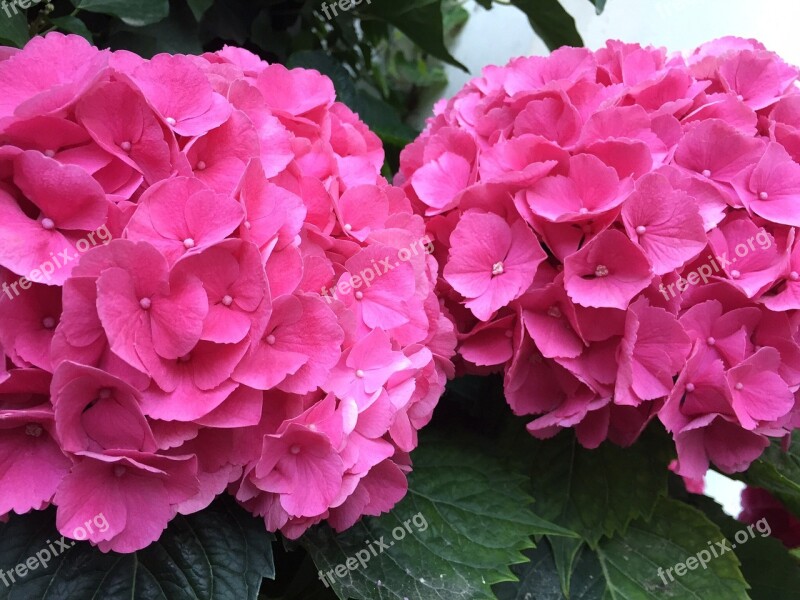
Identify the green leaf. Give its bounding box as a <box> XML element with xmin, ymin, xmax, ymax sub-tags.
<box><xmin>50</xmin><ymin>16</ymin><xmax>93</xmax><ymax>41</ymax></box>
<box><xmin>301</xmin><ymin>434</ymin><xmax>577</xmax><ymax>600</ymax></box>
<box><xmin>359</xmin><ymin>18</ymin><xmax>390</xmax><ymax>47</ymax></box>
<box><xmin>108</xmin><ymin>0</ymin><xmax>202</xmax><ymax>56</ymax></box>
<box><xmin>508</xmin><ymin>0</ymin><xmax>583</xmax><ymax>51</ymax></box>
<box><xmin>442</xmin><ymin>1</ymin><xmax>469</xmax><ymax>36</ymax></box>
<box><xmin>728</xmin><ymin>529</ymin><xmax>800</xmax><ymax>600</ymax></box>
<box><xmin>394</xmin><ymin>54</ymin><xmax>447</xmax><ymax>89</ymax></box>
<box><xmin>589</xmin><ymin>0</ymin><xmax>607</xmax><ymax>14</ymax></box>
<box><xmin>349</xmin><ymin>91</ymin><xmax>419</xmax><ymax>147</ymax></box>
<box><xmin>596</xmin><ymin>498</ymin><xmax>748</xmax><ymax>599</ymax></box>
<box><xmin>186</xmin><ymin>0</ymin><xmax>212</xmax><ymax>21</ymax></box>
<box><xmin>738</xmin><ymin>433</ymin><xmax>800</xmax><ymax>519</ymax></box>
<box><xmin>0</xmin><ymin>497</ymin><xmax>275</xmax><ymax>600</ymax></box>
<box><xmin>361</xmin><ymin>0</ymin><xmax>468</xmax><ymax>71</ymax></box>
<box><xmin>527</xmin><ymin>430</ymin><xmax>672</xmax><ymax>547</ymax></box>
<box><xmin>260</xmin><ymin>554</ymin><xmax>338</xmax><ymax>600</ymax></box>
<box><xmin>496</xmin><ymin>498</ymin><xmax>753</xmax><ymax>599</ymax></box>
<box><xmin>75</xmin><ymin>0</ymin><xmax>169</xmax><ymax>27</ymax></box>
<box><xmin>249</xmin><ymin>9</ymin><xmax>291</xmax><ymax>61</ymax></box>
<box><xmin>680</xmin><ymin>492</ymin><xmax>800</xmax><ymax>600</ymax></box>
<box><xmin>494</xmin><ymin>539</ymin><xmax>607</xmax><ymax>600</ymax></box>
<box><xmin>0</xmin><ymin>8</ymin><xmax>28</xmax><ymax>48</ymax></box>
<box><xmin>549</xmin><ymin>536</ymin><xmax>584</xmax><ymax>596</ymax></box>
<box><xmin>198</xmin><ymin>0</ymin><xmax>254</xmax><ymax>45</ymax></box>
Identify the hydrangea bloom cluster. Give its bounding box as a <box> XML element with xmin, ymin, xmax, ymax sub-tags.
<box><xmin>398</xmin><ymin>37</ymin><xmax>800</xmax><ymax>480</ymax></box>
<box><xmin>0</xmin><ymin>33</ymin><xmax>455</xmax><ymax>552</ymax></box>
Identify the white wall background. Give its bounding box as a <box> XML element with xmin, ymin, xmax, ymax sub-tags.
<box><xmin>425</xmin><ymin>0</ymin><xmax>792</xmax><ymax>515</ymax></box>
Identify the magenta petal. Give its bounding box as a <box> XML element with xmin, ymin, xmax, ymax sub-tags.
<box><xmin>564</xmin><ymin>229</ymin><xmax>653</xmax><ymax>309</ymax></box>
<box><xmin>411</xmin><ymin>152</ymin><xmax>472</xmax><ymax>214</ymax></box>
<box><xmin>622</xmin><ymin>173</ymin><xmax>707</xmax><ymax>275</ymax></box>
<box><xmin>445</xmin><ymin>212</ymin><xmax>544</xmax><ymax>321</ymax></box>
<box><xmin>96</xmin><ymin>267</ymin><xmax>149</xmax><ymax>370</ymax></box>
<box><xmin>148</xmin><ymin>273</ymin><xmax>208</xmax><ymax>360</ymax></box>
<box><xmin>728</xmin><ymin>347</ymin><xmax>794</xmax><ymax>429</ymax></box>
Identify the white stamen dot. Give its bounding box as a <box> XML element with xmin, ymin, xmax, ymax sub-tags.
<box><xmin>492</xmin><ymin>262</ymin><xmax>505</xmax><ymax>276</ymax></box>
<box><xmin>547</xmin><ymin>305</ymin><xmax>562</xmax><ymax>318</ymax></box>
<box><xmin>114</xmin><ymin>465</ymin><xmax>126</xmax><ymax>477</ymax></box>
<box><xmin>636</xmin><ymin>225</ymin><xmax>647</xmax><ymax>235</ymax></box>
<box><xmin>344</xmin><ymin>223</ymin><xmax>353</xmax><ymax>231</ymax></box>
<box><xmin>120</xmin><ymin>141</ymin><xmax>132</xmax><ymax>152</ymax></box>
<box><xmin>355</xmin><ymin>369</ymin><xmax>365</xmax><ymax>378</ymax></box>
<box><xmin>266</xmin><ymin>334</ymin><xmax>276</xmax><ymax>345</ymax></box>
<box><xmin>244</xmin><ymin>220</ymin><xmax>251</xmax><ymax>230</ymax></box>
<box><xmin>195</xmin><ymin>160</ymin><xmax>206</xmax><ymax>171</ymax></box>
<box><xmin>730</xmin><ymin>269</ymin><xmax>741</xmax><ymax>279</ymax></box>
<box><xmin>166</xmin><ymin>117</ymin><xmax>177</xmax><ymax>126</ymax></box>
<box><xmin>735</xmin><ymin>382</ymin><xmax>744</xmax><ymax>391</ymax></box>
<box><xmin>789</xmin><ymin>271</ymin><xmax>799</xmax><ymax>281</ymax></box>
<box><xmin>290</xmin><ymin>444</ymin><xmax>301</xmax><ymax>455</ymax></box>
<box><xmin>759</xmin><ymin>191</ymin><xmax>769</xmax><ymax>200</ymax></box>
<box><xmin>702</xmin><ymin>169</ymin><xmax>711</xmax><ymax>178</ymax></box>
<box><xmin>595</xmin><ymin>264</ymin><xmax>609</xmax><ymax>277</ymax></box>
<box><xmin>41</xmin><ymin>317</ymin><xmax>56</xmax><ymax>330</ymax></box>
<box><xmin>355</xmin><ymin>291</ymin><xmax>364</xmax><ymax>300</ymax></box>
<box><xmin>25</xmin><ymin>424</ymin><xmax>43</xmax><ymax>437</ymax></box>
<box><xmin>685</xmin><ymin>383</ymin><xmax>696</xmax><ymax>393</ymax></box>
<box><xmin>579</xmin><ymin>207</ymin><xmax>589</xmax><ymax>215</ymax></box>
<box><xmin>737</xmin><ymin>94</ymin><xmax>744</xmax><ymax>101</ymax></box>
<box><xmin>222</xmin><ymin>295</ymin><xmax>233</xmax><ymax>306</ymax></box>
<box><xmin>139</xmin><ymin>298</ymin><xmax>152</xmax><ymax>310</ymax></box>
<box><xmin>41</xmin><ymin>218</ymin><xmax>55</xmax><ymax>230</ymax></box>
<box><xmin>707</xmin><ymin>337</ymin><xmax>716</xmax><ymax>346</ymax></box>
<box><xmin>44</xmin><ymin>149</ymin><xmax>56</xmax><ymax>158</ymax></box>
<box><xmin>183</xmin><ymin>238</ymin><xmax>196</xmax><ymax>249</ymax></box>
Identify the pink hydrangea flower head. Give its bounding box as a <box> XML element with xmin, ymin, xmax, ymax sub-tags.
<box><xmin>0</xmin><ymin>35</ymin><xmax>455</xmax><ymax>550</ymax></box>
<box><xmin>400</xmin><ymin>36</ymin><xmax>800</xmax><ymax>473</ymax></box>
